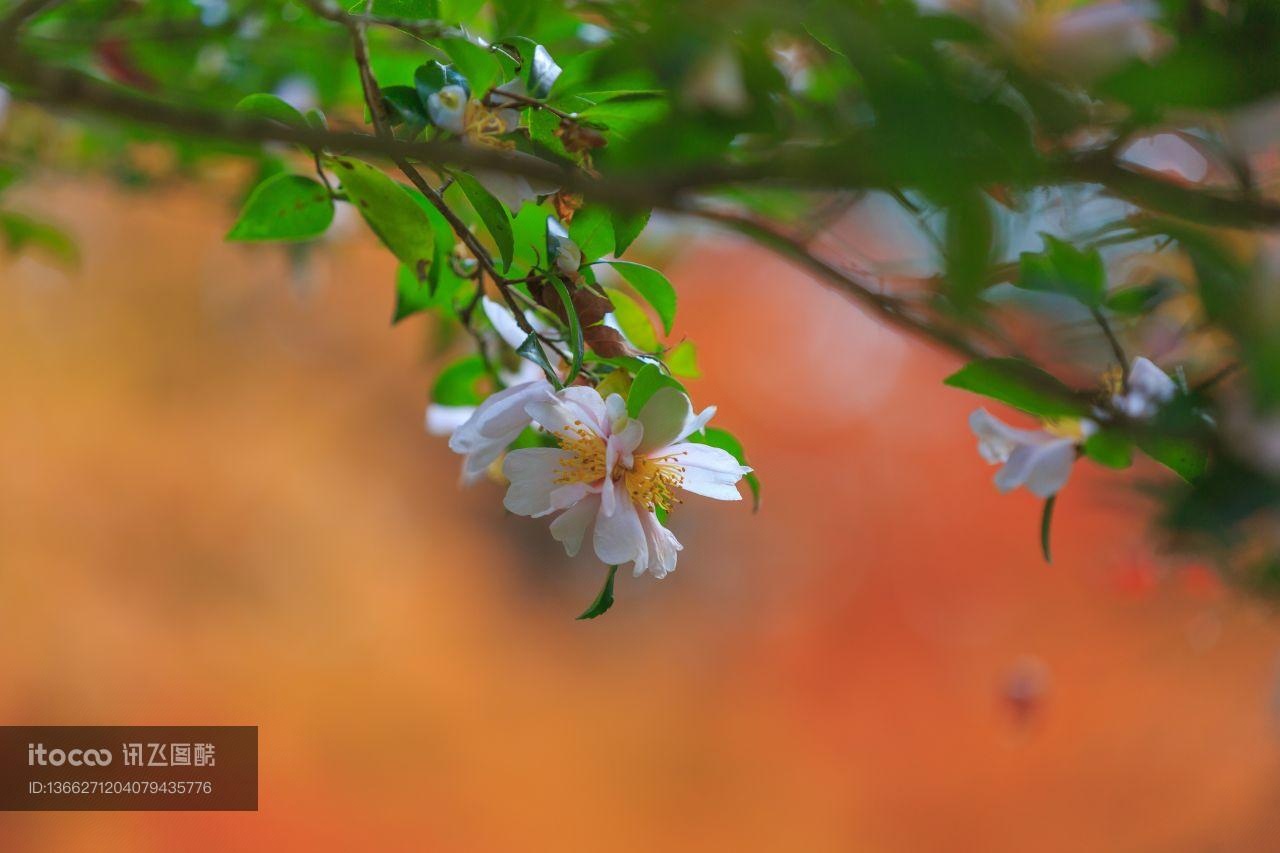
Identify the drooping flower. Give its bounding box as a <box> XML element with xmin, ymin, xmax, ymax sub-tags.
<box><xmin>502</xmin><ymin>385</ymin><xmax>750</xmax><ymax>578</ymax></box>
<box><xmin>1110</xmin><ymin>356</ymin><xmax>1177</xmax><ymax>419</ymax></box>
<box><xmin>429</xmin><ymin>79</ymin><xmax>559</xmax><ymax>212</ymax></box>
<box><xmin>427</xmin><ymin>298</ymin><xmax>557</xmax><ymax>480</ymax></box>
<box><xmin>969</xmin><ymin>408</ymin><xmax>1094</xmax><ymax>498</ymax></box>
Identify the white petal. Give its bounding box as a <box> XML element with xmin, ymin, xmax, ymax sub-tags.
<box><xmin>481</xmin><ymin>296</ymin><xmax>529</xmax><ymax>351</ymax></box>
<box><xmin>593</xmin><ymin>479</ymin><xmax>648</xmax><ymax>570</ymax></box>
<box><xmin>606</xmin><ymin>419</ymin><xmax>644</xmax><ymax>478</ymax></box>
<box><xmin>425</xmin><ymin>403</ymin><xmax>475</xmax><ymax>437</ymax></box>
<box><xmin>427</xmin><ymin>85</ymin><xmax>467</xmax><ymax>134</ymax></box>
<box><xmin>661</xmin><ymin>442</ymin><xmax>748</xmax><ymax>501</ymax></box>
<box><xmin>526</xmin><ymin>386</ymin><xmax>608</xmax><ymax>437</ymax></box>
<box><xmin>674</xmin><ymin>404</ymin><xmax>717</xmax><ymax>444</ymax></box>
<box><xmin>994</xmin><ymin>439</ymin><xmax>1076</xmax><ymax>498</ymax></box>
<box><xmin>550</xmin><ymin>494</ymin><xmax>598</xmax><ymax>557</ymax></box>
<box><xmin>502</xmin><ymin>448</ymin><xmax>574</xmax><ymax>517</ymax></box>
<box><xmin>640</xmin><ymin>511</ymin><xmax>682</xmax><ymax>579</ymax></box>
<box><xmin>969</xmin><ymin>408</ymin><xmax>1052</xmax><ymax>464</ymax></box>
<box><xmin>636</xmin><ymin>387</ymin><xmax>692</xmax><ymax>454</ymax></box>
<box><xmin>448</xmin><ymin>381</ymin><xmax>549</xmax><ymax>477</ymax></box>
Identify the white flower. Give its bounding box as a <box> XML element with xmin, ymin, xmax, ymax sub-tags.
<box><xmin>428</xmin><ymin>298</ymin><xmax>559</xmax><ymax>479</ymax></box>
<box><xmin>427</xmin><ymin>84</ymin><xmax>468</xmax><ymax>135</ymax></box>
<box><xmin>0</xmin><ymin>86</ymin><xmax>10</xmax><ymax>130</ymax></box>
<box><xmin>969</xmin><ymin>408</ymin><xmax>1093</xmax><ymax>498</ymax></box>
<box><xmin>547</xmin><ymin>217</ymin><xmax>581</xmax><ymax>275</ymax></box>
<box><xmin>978</xmin><ymin>0</ymin><xmax>1166</xmax><ymax>82</ymax></box>
<box><xmin>502</xmin><ymin>385</ymin><xmax>751</xmax><ymax>578</ymax></box>
<box><xmin>1112</xmin><ymin>356</ymin><xmax>1177</xmax><ymax>419</ymax></box>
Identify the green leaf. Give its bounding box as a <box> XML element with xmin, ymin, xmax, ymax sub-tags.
<box><xmin>945</xmin><ymin>191</ymin><xmax>993</xmax><ymax>307</ymax></box>
<box><xmin>328</xmin><ymin>158</ymin><xmax>434</xmax><ymax>271</ymax></box>
<box><xmin>547</xmin><ymin>274</ymin><xmax>584</xmax><ymax>384</ymax></box>
<box><xmin>453</xmin><ymin>170</ymin><xmax>514</xmax><ymax>272</ymax></box>
<box><xmin>626</xmin><ymin>363</ymin><xmax>684</xmax><ymax>418</ymax></box>
<box><xmin>611</xmin><ymin>208</ymin><xmax>650</xmax><ymax>257</ymax></box>
<box><xmin>442</xmin><ymin>38</ymin><xmax>500</xmax><ymax>95</ymax></box>
<box><xmin>1083</xmin><ymin>430</ymin><xmax>1133</xmax><ymax>469</ymax></box>
<box><xmin>1017</xmin><ymin>235</ymin><xmax>1106</xmax><ymax>308</ymax></box>
<box><xmin>690</xmin><ymin>426</ymin><xmax>760</xmax><ymax>511</ymax></box>
<box><xmin>567</xmin><ymin>205</ymin><xmax>613</xmax><ymax>262</ymax></box>
<box><xmin>1040</xmin><ymin>496</ymin><xmax>1055</xmax><ymax>564</ymax></box>
<box><xmin>373</xmin><ymin>0</ymin><xmax>439</xmax><ymax>16</ymax></box>
<box><xmin>506</xmin><ymin>37</ymin><xmax>562</xmax><ymax>98</ymax></box>
<box><xmin>606</xmin><ymin>287</ymin><xmax>659</xmax><ymax>351</ymax></box>
<box><xmin>598</xmin><ymin>260</ymin><xmax>676</xmax><ymax>335</ymax></box>
<box><xmin>382</xmin><ymin>85</ymin><xmax>429</xmax><ymax>134</ymax></box>
<box><xmin>944</xmin><ymin>358</ymin><xmax>1086</xmax><ymax>418</ymax></box>
<box><xmin>517</xmin><ymin>333</ymin><xmax>562</xmax><ymax>388</ymax></box>
<box><xmin>431</xmin><ymin>354</ymin><xmax>488</xmax><ymax>405</ymax></box>
<box><xmin>0</xmin><ymin>164</ymin><xmax>23</xmax><ymax>195</ymax></box>
<box><xmin>414</xmin><ymin>61</ymin><xmax>470</xmax><ymax>104</ymax></box>
<box><xmin>0</xmin><ymin>211</ymin><xmax>78</xmax><ymax>266</ymax></box>
<box><xmin>576</xmin><ymin>564</ymin><xmax>618</xmax><ymax>620</ymax></box>
<box><xmin>226</xmin><ymin>173</ymin><xmax>334</xmax><ymax>242</ymax></box>
<box><xmin>1105</xmin><ymin>282</ymin><xmax>1169</xmax><ymax>316</ymax></box>
<box><xmin>234</xmin><ymin>93</ymin><xmax>307</xmax><ymax>128</ymax></box>
<box><xmin>665</xmin><ymin>340</ymin><xmax>700</xmax><ymax>378</ymax></box>
<box><xmin>1138</xmin><ymin>434</ymin><xmax>1208</xmax><ymax>482</ymax></box>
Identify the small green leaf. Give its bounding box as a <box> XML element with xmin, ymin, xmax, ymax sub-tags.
<box><xmin>1017</xmin><ymin>235</ymin><xmax>1106</xmax><ymax>308</ymax></box>
<box><xmin>227</xmin><ymin>174</ymin><xmax>334</xmax><ymax>242</ymax></box>
<box><xmin>517</xmin><ymin>333</ymin><xmax>562</xmax><ymax>388</ymax></box>
<box><xmin>1083</xmin><ymin>430</ymin><xmax>1133</xmax><ymax>469</ymax></box>
<box><xmin>1138</xmin><ymin>434</ymin><xmax>1208</xmax><ymax>482</ymax></box>
<box><xmin>1106</xmin><ymin>282</ymin><xmax>1169</xmax><ymax>316</ymax></box>
<box><xmin>0</xmin><ymin>211</ymin><xmax>78</xmax><ymax>266</ymax></box>
<box><xmin>944</xmin><ymin>358</ymin><xmax>1086</xmax><ymax>418</ymax></box>
<box><xmin>627</xmin><ymin>363</ymin><xmax>684</xmax><ymax>418</ymax></box>
<box><xmin>606</xmin><ymin>287</ymin><xmax>659</xmax><ymax>351</ymax></box>
<box><xmin>453</xmin><ymin>170</ymin><xmax>514</xmax><ymax>271</ymax></box>
<box><xmin>611</xmin><ymin>208</ymin><xmax>650</xmax><ymax>257</ymax></box>
<box><xmin>567</xmin><ymin>205</ymin><xmax>613</xmax><ymax>262</ymax></box>
<box><xmin>576</xmin><ymin>564</ymin><xmax>618</xmax><ymax>620</ymax></box>
<box><xmin>432</xmin><ymin>354</ymin><xmax>489</xmax><ymax>406</ymax></box>
<box><xmin>598</xmin><ymin>260</ymin><xmax>676</xmax><ymax>335</ymax></box>
<box><xmin>690</xmin><ymin>426</ymin><xmax>760</xmax><ymax>511</ymax></box>
<box><xmin>234</xmin><ymin>93</ymin><xmax>307</xmax><ymax>127</ymax></box>
<box><xmin>547</xmin><ymin>274</ymin><xmax>584</xmax><ymax>384</ymax></box>
<box><xmin>665</xmin><ymin>340</ymin><xmax>700</xmax><ymax>378</ymax></box>
<box><xmin>329</xmin><ymin>158</ymin><xmax>434</xmax><ymax>270</ymax></box>
<box><xmin>1040</xmin><ymin>495</ymin><xmax>1056</xmax><ymax>563</ymax></box>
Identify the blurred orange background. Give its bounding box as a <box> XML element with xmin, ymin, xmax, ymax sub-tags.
<box><xmin>2</xmin><ymin>179</ymin><xmax>1280</xmax><ymax>852</ymax></box>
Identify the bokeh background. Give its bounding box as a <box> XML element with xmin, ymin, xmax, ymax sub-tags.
<box><xmin>2</xmin><ymin>176</ymin><xmax>1280</xmax><ymax>852</ymax></box>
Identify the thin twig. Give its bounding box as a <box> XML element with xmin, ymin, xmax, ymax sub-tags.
<box><xmin>1090</xmin><ymin>306</ymin><xmax>1129</xmax><ymax>381</ymax></box>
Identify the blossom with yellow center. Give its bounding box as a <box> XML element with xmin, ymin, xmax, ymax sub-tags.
<box><xmin>501</xmin><ymin>385</ymin><xmax>750</xmax><ymax>578</ymax></box>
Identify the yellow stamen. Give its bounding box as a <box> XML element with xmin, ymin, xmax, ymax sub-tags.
<box><xmin>463</xmin><ymin>101</ymin><xmax>515</xmax><ymax>150</ymax></box>
<box><xmin>1042</xmin><ymin>416</ymin><xmax>1087</xmax><ymax>441</ymax></box>
<box><xmin>623</xmin><ymin>455</ymin><xmax>685</xmax><ymax>513</ymax></box>
<box><xmin>553</xmin><ymin>424</ymin><xmax>687</xmax><ymax>512</ymax></box>
<box><xmin>554</xmin><ymin>423</ymin><xmax>606</xmax><ymax>485</ymax></box>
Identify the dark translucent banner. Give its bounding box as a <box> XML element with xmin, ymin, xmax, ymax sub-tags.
<box><xmin>0</xmin><ymin>726</ymin><xmax>257</xmax><ymax>811</ymax></box>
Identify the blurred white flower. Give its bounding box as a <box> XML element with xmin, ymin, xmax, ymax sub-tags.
<box><xmin>0</xmin><ymin>85</ymin><xmax>9</xmax><ymax>131</ymax></box>
<box><xmin>1112</xmin><ymin>356</ymin><xmax>1177</xmax><ymax>419</ymax></box>
<box><xmin>503</xmin><ymin>385</ymin><xmax>749</xmax><ymax>578</ymax></box>
<box><xmin>274</xmin><ymin>74</ymin><xmax>318</xmax><ymax>113</ymax></box>
<box><xmin>969</xmin><ymin>408</ymin><xmax>1093</xmax><ymax>498</ymax></box>
<box><xmin>429</xmin><ymin>298</ymin><xmax>559</xmax><ymax>480</ymax></box>
<box><xmin>427</xmin><ymin>84</ymin><xmax>468</xmax><ymax>135</ymax></box>
<box><xmin>683</xmin><ymin>43</ymin><xmax>749</xmax><ymax>114</ymax></box>
<box><xmin>978</xmin><ymin>0</ymin><xmax>1167</xmax><ymax>82</ymax></box>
